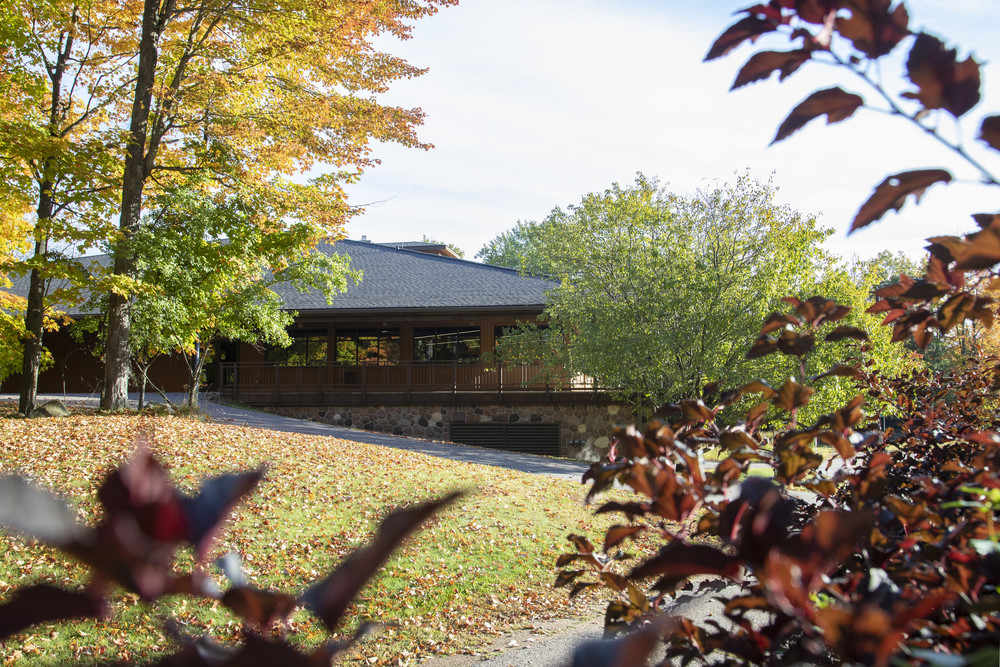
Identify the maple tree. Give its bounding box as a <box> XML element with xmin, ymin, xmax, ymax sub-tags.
<box><xmin>0</xmin><ymin>2</ymin><xmax>125</xmax><ymax>414</ymax></box>
<box><xmin>99</xmin><ymin>0</ymin><xmax>456</xmax><ymax>411</ymax></box>
<box><xmin>1</xmin><ymin>0</ymin><xmax>455</xmax><ymax>411</ymax></box>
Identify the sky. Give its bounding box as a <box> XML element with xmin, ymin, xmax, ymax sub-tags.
<box><xmin>343</xmin><ymin>0</ymin><xmax>1000</xmax><ymax>263</ymax></box>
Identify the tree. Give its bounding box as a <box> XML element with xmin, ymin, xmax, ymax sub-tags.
<box><xmin>1</xmin><ymin>0</ymin><xmax>455</xmax><ymax>412</ymax></box>
<box><xmin>100</xmin><ymin>0</ymin><xmax>455</xmax><ymax>411</ymax></box>
<box><xmin>0</xmin><ymin>198</ymin><xmax>32</xmax><ymax>382</ymax></box>
<box><xmin>83</xmin><ymin>186</ymin><xmax>357</xmax><ymax>409</ymax></box>
<box><xmin>489</xmin><ymin>173</ymin><xmax>899</xmax><ymax>415</ymax></box>
<box><xmin>475</xmin><ymin>217</ymin><xmax>566</xmax><ymax>275</ymax></box>
<box><xmin>0</xmin><ymin>2</ymin><xmax>126</xmax><ymax>414</ymax></box>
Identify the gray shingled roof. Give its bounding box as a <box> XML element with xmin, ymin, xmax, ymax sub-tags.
<box><xmin>282</xmin><ymin>240</ymin><xmax>555</xmax><ymax>311</ymax></box>
<box><xmin>3</xmin><ymin>240</ymin><xmax>556</xmax><ymax>314</ymax></box>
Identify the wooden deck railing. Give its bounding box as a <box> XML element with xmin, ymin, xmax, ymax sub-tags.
<box><xmin>217</xmin><ymin>361</ymin><xmax>605</xmax><ymax>406</ymax></box>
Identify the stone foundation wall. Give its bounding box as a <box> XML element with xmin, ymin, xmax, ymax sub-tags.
<box><xmin>263</xmin><ymin>402</ymin><xmax>636</xmax><ymax>460</ymax></box>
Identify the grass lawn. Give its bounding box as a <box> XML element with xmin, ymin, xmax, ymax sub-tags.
<box><xmin>0</xmin><ymin>406</ymin><xmax>612</xmax><ymax>665</ymax></box>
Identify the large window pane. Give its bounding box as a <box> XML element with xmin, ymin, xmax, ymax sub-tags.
<box><xmin>264</xmin><ymin>331</ymin><xmax>327</xmax><ymax>365</ymax></box>
<box><xmin>334</xmin><ymin>329</ymin><xmax>400</xmax><ymax>365</ymax></box>
<box><xmin>413</xmin><ymin>327</ymin><xmax>480</xmax><ymax>363</ymax></box>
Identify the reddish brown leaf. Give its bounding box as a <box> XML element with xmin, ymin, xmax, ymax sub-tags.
<box><xmin>740</xmin><ymin>379</ymin><xmax>777</xmax><ymax>398</ymax></box>
<box><xmin>818</xmin><ymin>431</ymin><xmax>856</xmax><ymax>460</ymax></box>
<box><xmin>792</xmin><ymin>296</ymin><xmax>851</xmax><ymax>325</ymax></box>
<box><xmin>797</xmin><ymin>478</ymin><xmax>838</xmax><ymax>497</ymax></box>
<box><xmin>680</xmin><ymin>399</ymin><xmax>715</xmax><ymax>423</ymax></box>
<box><xmin>830</xmin><ymin>395</ymin><xmax>865</xmax><ymax>432</ymax></box>
<box><xmin>719</xmin><ymin>429</ymin><xmax>760</xmax><ymax>451</ymax></box>
<box><xmin>760</xmin><ymin>311</ymin><xmax>802</xmax><ymax>335</ymax></box>
<box><xmin>746</xmin><ymin>402</ymin><xmax>770</xmax><ymax>428</ymax></box>
<box><xmin>825</xmin><ymin>326</ymin><xmax>869</xmax><ymax>343</ymax></box>
<box><xmin>813</xmin><ymin>364</ymin><xmax>864</xmax><ymax>381</ymax></box>
<box><xmin>554</xmin><ymin>569</ymin><xmax>587</xmax><ymax>588</ymax></box>
<box><xmin>97</xmin><ymin>446</ymin><xmax>187</xmax><ymax>545</ymax></box>
<box><xmin>981</xmin><ymin>115</ymin><xmax>1000</xmax><ymax>151</ymax></box>
<box><xmin>569</xmin><ymin>581</ymin><xmax>600</xmax><ymax>599</ymax></box>
<box><xmin>747</xmin><ymin>335</ymin><xmax>779</xmax><ymax>359</ymax></box>
<box><xmin>777</xmin><ymin>329</ymin><xmax>816</xmax><ymax>356</ymax></box>
<box><xmin>0</xmin><ymin>585</ymin><xmax>107</xmax><ymax>641</ymax></box>
<box><xmin>731</xmin><ymin>49</ymin><xmax>812</xmax><ymax>90</ymax></box>
<box><xmin>903</xmin><ymin>32</ymin><xmax>981</xmax><ymax>117</ymax></box>
<box><xmin>850</xmin><ymin>169</ymin><xmax>952</xmax><ymax>233</ymax></box>
<box><xmin>776</xmin><ymin>448</ymin><xmax>823</xmax><ymax>483</ymax></box>
<box><xmin>630</xmin><ymin>541</ymin><xmax>740</xmax><ymax>589</ymax></box>
<box><xmin>604</xmin><ymin>525</ymin><xmax>646</xmax><ymax>551</ymax></box>
<box><xmin>567</xmin><ymin>533</ymin><xmax>596</xmax><ymax>554</ymax></box>
<box><xmin>222</xmin><ymin>586</ymin><xmax>297</xmax><ymax>631</ymax></box>
<box><xmin>874</xmin><ymin>274</ymin><xmax>914</xmax><ymax>298</ymax></box>
<box><xmin>836</xmin><ymin>0</ymin><xmax>910</xmax><ymax>58</ymax></box>
<box><xmin>599</xmin><ymin>572</ymin><xmax>629</xmax><ymax>592</ymax></box>
<box><xmin>774</xmin><ymin>378</ymin><xmax>814</xmax><ymax>411</ymax></box>
<box><xmin>705</xmin><ymin>16</ymin><xmax>779</xmax><ymax>61</ymax></box>
<box><xmin>724</xmin><ymin>595</ymin><xmax>770</xmax><ymax>615</ymax></box>
<box><xmin>937</xmin><ymin>292</ymin><xmax>974</xmax><ymax>330</ymax></box>
<box><xmin>772</xmin><ymin>86</ymin><xmax>864</xmax><ymax>144</ymax></box>
<box><xmin>300</xmin><ymin>492</ymin><xmax>460</xmax><ymax>632</ymax></box>
<box><xmin>951</xmin><ymin>228</ymin><xmax>1000</xmax><ymax>270</ymax></box>
<box><xmin>965</xmin><ymin>431</ymin><xmax>1000</xmax><ymax>447</ymax></box>
<box><xmin>972</xmin><ymin>212</ymin><xmax>1000</xmax><ymax>229</ymax></box>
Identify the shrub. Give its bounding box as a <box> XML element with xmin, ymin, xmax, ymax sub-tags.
<box><xmin>559</xmin><ymin>297</ymin><xmax>1000</xmax><ymax>665</ymax></box>
<box><xmin>559</xmin><ymin>3</ymin><xmax>1000</xmax><ymax>663</ymax></box>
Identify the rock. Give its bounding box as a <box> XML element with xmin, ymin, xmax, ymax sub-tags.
<box><xmin>28</xmin><ymin>399</ymin><xmax>71</xmax><ymax>419</ymax></box>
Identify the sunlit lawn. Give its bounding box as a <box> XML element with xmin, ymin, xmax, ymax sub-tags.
<box><xmin>0</xmin><ymin>406</ymin><xmax>611</xmax><ymax>665</ymax></box>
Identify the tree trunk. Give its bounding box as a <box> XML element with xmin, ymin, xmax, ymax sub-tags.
<box><xmin>102</xmin><ymin>0</ymin><xmax>169</xmax><ymax>410</ymax></box>
<box><xmin>18</xmin><ymin>239</ymin><xmax>48</xmax><ymax>416</ymax></box>
<box><xmin>186</xmin><ymin>342</ymin><xmax>204</xmax><ymax>409</ymax></box>
<box><xmin>21</xmin><ymin>22</ymin><xmax>73</xmax><ymax>415</ymax></box>
<box><xmin>137</xmin><ymin>361</ymin><xmax>148</xmax><ymax>411</ymax></box>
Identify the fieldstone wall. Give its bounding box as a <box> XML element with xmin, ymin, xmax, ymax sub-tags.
<box><xmin>263</xmin><ymin>402</ymin><xmax>636</xmax><ymax>461</ymax></box>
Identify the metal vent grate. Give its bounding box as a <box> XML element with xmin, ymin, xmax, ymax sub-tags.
<box><xmin>449</xmin><ymin>423</ymin><xmax>560</xmax><ymax>456</ymax></box>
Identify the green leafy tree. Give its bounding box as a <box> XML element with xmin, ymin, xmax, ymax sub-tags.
<box><xmin>82</xmin><ymin>188</ymin><xmax>357</xmax><ymax>409</ymax></box>
<box><xmin>491</xmin><ymin>173</ymin><xmax>885</xmax><ymax>415</ymax></box>
<box><xmin>475</xmin><ymin>216</ymin><xmax>567</xmax><ymax>275</ymax></box>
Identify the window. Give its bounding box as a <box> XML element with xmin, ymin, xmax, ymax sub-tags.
<box><xmin>335</xmin><ymin>329</ymin><xmax>400</xmax><ymax>365</ymax></box>
<box><xmin>414</xmin><ymin>327</ymin><xmax>480</xmax><ymax>363</ymax></box>
<box><xmin>264</xmin><ymin>331</ymin><xmax>327</xmax><ymax>365</ymax></box>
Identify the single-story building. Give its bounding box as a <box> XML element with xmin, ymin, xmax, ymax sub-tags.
<box><xmin>2</xmin><ymin>239</ymin><xmax>631</xmax><ymax>458</ymax></box>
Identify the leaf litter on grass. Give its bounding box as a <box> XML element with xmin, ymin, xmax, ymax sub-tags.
<box><xmin>0</xmin><ymin>405</ymin><xmax>611</xmax><ymax>665</ymax></box>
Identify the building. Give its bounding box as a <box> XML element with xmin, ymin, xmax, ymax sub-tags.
<box><xmin>3</xmin><ymin>239</ymin><xmax>631</xmax><ymax>458</ymax></box>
